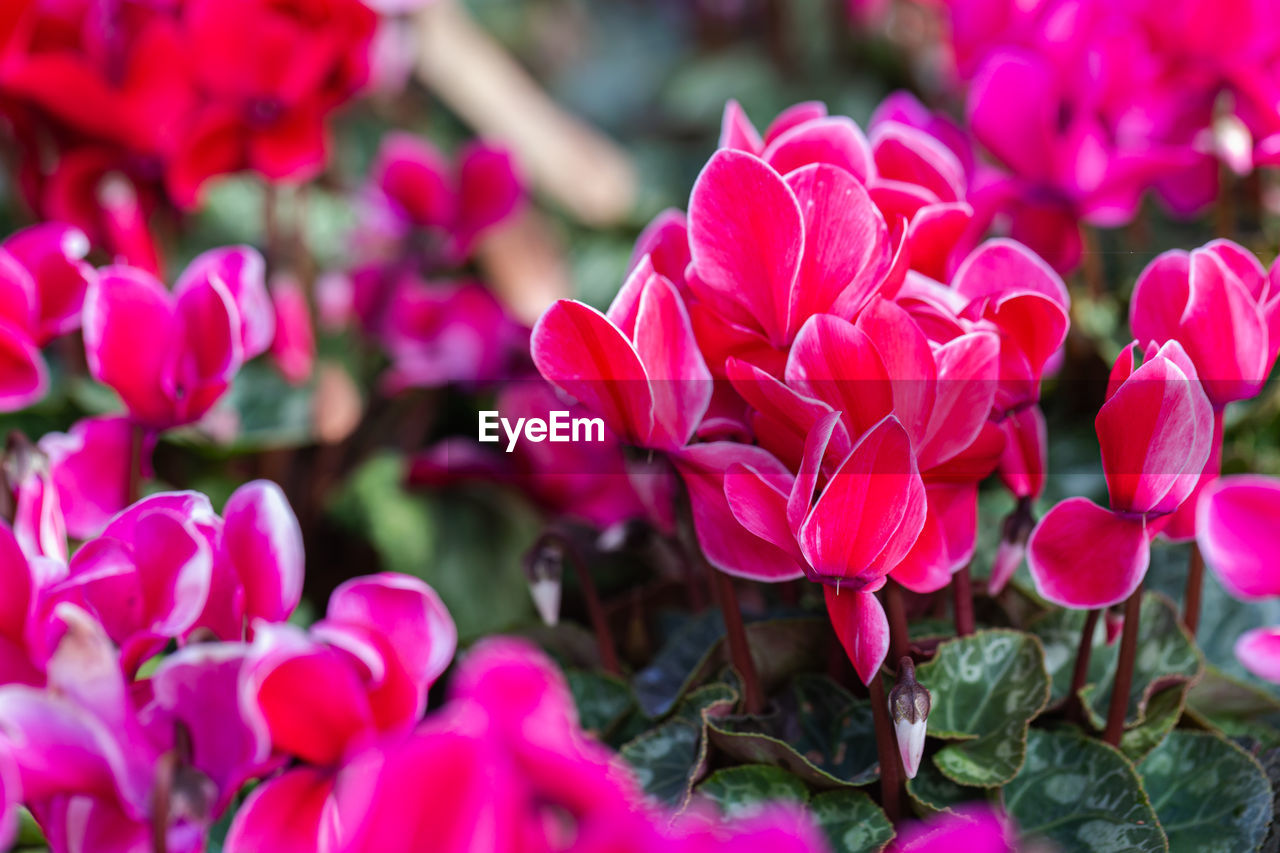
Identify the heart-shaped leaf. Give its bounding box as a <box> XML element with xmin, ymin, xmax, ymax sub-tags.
<box><xmin>619</xmin><ymin>682</ymin><xmax>739</xmax><ymax>807</ymax></box>
<box><xmin>567</xmin><ymin>669</ymin><xmax>635</xmax><ymax>737</ymax></box>
<box><xmin>905</xmin><ymin>758</ymin><xmax>991</xmax><ymax>816</ymax></box>
<box><xmin>1120</xmin><ymin>683</ymin><xmax>1187</xmax><ymax>764</ymax></box>
<box><xmin>1139</xmin><ymin>731</ymin><xmax>1274</xmax><ymax>853</ymax></box>
<box><xmin>916</xmin><ymin>629</ymin><xmax>1050</xmax><ymax>786</ymax></box>
<box><xmin>808</xmin><ymin>789</ymin><xmax>895</xmax><ymax>853</ymax></box>
<box><xmin>1004</xmin><ymin>728</ymin><xmax>1167</xmax><ymax>853</ymax></box>
<box><xmin>696</xmin><ymin>764</ymin><xmax>809</xmax><ymax>817</ymax></box>
<box><xmin>1185</xmin><ymin>666</ymin><xmax>1280</xmax><ymax>750</ymax></box>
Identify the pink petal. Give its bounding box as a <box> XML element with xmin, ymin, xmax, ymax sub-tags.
<box><xmin>968</xmin><ymin>52</ymin><xmax>1057</xmax><ymax>183</ymax></box>
<box><xmin>798</xmin><ymin>417</ymin><xmax>927</xmax><ymax>581</ymax></box>
<box><xmin>723</xmin><ymin>462</ymin><xmax>804</xmax><ymax>564</ymax></box>
<box><xmin>326</xmin><ymin>574</ymin><xmax>458</xmax><ymax>700</ymax></box>
<box><xmin>1196</xmin><ymin>475</ymin><xmax>1280</xmax><ymax>600</ymax></box>
<box><xmin>1027</xmin><ymin>498</ymin><xmax>1150</xmax><ymax>609</ymax></box>
<box><xmin>688</xmin><ymin>150</ymin><xmax>803</xmax><ymax>345</ymax></box>
<box><xmin>871</xmin><ymin>123</ymin><xmax>966</xmax><ymax>203</ymax></box>
<box><xmin>0</xmin><ymin>320</ymin><xmax>48</xmax><ymax>412</ymax></box>
<box><xmin>224</xmin><ymin>480</ymin><xmax>305</xmax><ymax>625</ymax></box>
<box><xmin>855</xmin><ymin>298</ymin><xmax>936</xmax><ymax>447</ymax></box>
<box><xmin>629</xmin><ymin>209</ymin><xmax>690</xmax><ymax>288</ymax></box>
<box><xmin>1</xmin><ymin>223</ymin><xmax>95</xmax><ymax>343</ymax></box>
<box><xmin>951</xmin><ymin>237</ymin><xmax>1070</xmax><ymax>309</ymax></box>
<box><xmin>671</xmin><ymin>443</ymin><xmax>807</xmax><ymax>581</ymax></box>
<box><xmin>997</xmin><ymin>406</ymin><xmax>1048</xmax><ymax>500</ymax></box>
<box><xmin>40</xmin><ymin>416</ymin><xmax>155</xmax><ymax>540</ymax></box>
<box><xmin>1235</xmin><ymin>628</ymin><xmax>1280</xmax><ymax>684</ymax></box>
<box><xmin>0</xmin><ymin>523</ymin><xmax>31</xmax><ymax>643</ymax></box>
<box><xmin>763</xmin><ymin>101</ymin><xmax>828</xmax><ymax>145</ymax></box>
<box><xmin>1129</xmin><ymin>250</ymin><xmax>1191</xmax><ymax>353</ymax></box>
<box><xmin>786</xmin><ymin>314</ymin><xmax>894</xmax><ymax>439</ymax></box>
<box><xmin>1179</xmin><ymin>247</ymin><xmax>1270</xmax><ymax>406</ymax></box>
<box><xmin>269</xmin><ymin>274</ymin><xmax>316</xmax><ymax>386</ymax></box>
<box><xmin>175</xmin><ymin>246</ymin><xmax>272</xmax><ymax>359</ymax></box>
<box><xmin>373</xmin><ymin>132</ymin><xmax>455</xmax><ymax>228</ymax></box>
<box><xmin>224</xmin><ymin>767</ymin><xmax>337</xmax><ymax>853</ymax></box>
<box><xmin>784</xmin><ymin>163</ymin><xmax>891</xmax><ymax>337</ymax></box>
<box><xmin>888</xmin><ymin>805</ymin><xmax>1015</xmax><ymax>853</ymax></box>
<box><xmin>605</xmin><ymin>253</ymin><xmax>653</xmax><ymax>337</ymax></box>
<box><xmin>762</xmin><ymin>117</ymin><xmax>875</xmax><ymax>184</ymax></box>
<box><xmin>905</xmin><ymin>201</ymin><xmax>972</xmax><ymax>281</ymax></box>
<box><xmin>824</xmin><ymin>585</ymin><xmax>889</xmax><ymax>685</ymax></box>
<box><xmin>725</xmin><ymin>356</ymin><xmax>847</xmax><ymax>471</ymax></box>
<box><xmin>719</xmin><ymin>99</ymin><xmax>764</xmax><ymax>153</ymax></box>
<box><xmin>531</xmin><ymin>299</ymin><xmax>654</xmax><ymax>446</ymax></box>
<box><xmin>454</xmin><ymin>141</ymin><xmax>522</xmax><ymax>249</ymax></box>
<box><xmin>917</xmin><ymin>330</ymin><xmax>1000</xmax><ymax>471</ymax></box>
<box><xmin>891</xmin><ymin>483</ymin><xmax>978</xmax><ymax>594</ymax></box>
<box><xmin>788</xmin><ymin>410</ymin><xmax>844</xmax><ymax>534</ymax></box>
<box><xmin>83</xmin><ymin>267</ymin><xmax>176</xmax><ymax>426</ymax></box>
<box><xmin>633</xmin><ymin>274</ymin><xmax>712</xmax><ymax>448</ymax></box>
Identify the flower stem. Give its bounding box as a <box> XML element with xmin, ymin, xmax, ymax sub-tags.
<box><xmin>1103</xmin><ymin>587</ymin><xmax>1142</xmax><ymax>746</ymax></box>
<box><xmin>868</xmin><ymin>667</ymin><xmax>902</xmax><ymax>822</ymax></box>
<box><xmin>1067</xmin><ymin>609</ymin><xmax>1100</xmax><ymax>717</ymax></box>
<box><xmin>885</xmin><ymin>580</ymin><xmax>909</xmax><ymax>664</ymax></box>
<box><xmin>127</xmin><ymin>425</ymin><xmax>146</xmax><ymax>506</ymax></box>
<box><xmin>716</xmin><ymin>570</ymin><xmax>764</xmax><ymax>714</ymax></box>
<box><xmin>952</xmin><ymin>562</ymin><xmax>975</xmax><ymax>636</ymax></box>
<box><xmin>542</xmin><ymin>530</ymin><xmax>620</xmax><ymax>675</ymax></box>
<box><xmin>1183</xmin><ymin>544</ymin><xmax>1204</xmax><ymax>637</ymax></box>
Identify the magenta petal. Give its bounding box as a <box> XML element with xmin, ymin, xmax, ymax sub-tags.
<box><xmin>224</xmin><ymin>766</ymin><xmax>337</xmax><ymax>853</ymax></box>
<box><xmin>41</xmin><ymin>416</ymin><xmax>155</xmax><ymax>540</ymax></box>
<box><xmin>83</xmin><ymin>267</ymin><xmax>176</xmax><ymax>425</ymax></box>
<box><xmin>0</xmin><ymin>748</ymin><xmax>14</xmax><ymax>851</ymax></box>
<box><xmin>952</xmin><ymin>238</ymin><xmax>1070</xmax><ymax>308</ymax></box>
<box><xmin>688</xmin><ymin>150</ymin><xmax>803</xmax><ymax>345</ymax></box>
<box><xmin>855</xmin><ymin>298</ymin><xmax>937</xmax><ymax>446</ymax></box>
<box><xmin>762</xmin><ymin>117</ymin><xmax>875</xmax><ymax>184</ymax></box>
<box><xmin>726</xmin><ymin>356</ymin><xmax>846</xmax><ymax>471</ymax></box>
<box><xmin>786</xmin><ymin>313</ymin><xmax>894</xmax><ymax>438</ymax></box>
<box><xmin>871</xmin><ymin>123</ymin><xmax>966</xmax><ymax>203</ymax></box>
<box><xmin>798</xmin><ymin>417</ymin><xmax>927</xmax><ymax>581</ymax></box>
<box><xmin>918</xmin><ymin>330</ymin><xmax>1000</xmax><ymax>471</ymax></box>
<box><xmin>824</xmin><ymin>585</ymin><xmax>889</xmax><ymax>685</ymax></box>
<box><xmin>0</xmin><ymin>523</ymin><xmax>31</xmax><ymax>645</ymax></box>
<box><xmin>174</xmin><ymin>269</ymin><xmax>244</xmax><ymax>388</ymax></box>
<box><xmin>2</xmin><ymin>223</ymin><xmax>95</xmax><ymax>343</ymax></box>
<box><xmin>723</xmin><ymin>462</ymin><xmax>803</xmax><ymax>563</ymax></box>
<box><xmin>455</xmin><ymin>142</ymin><xmax>522</xmax><ymax>246</ymax></box>
<box><xmin>1196</xmin><ymin>475</ymin><xmax>1280</xmax><ymax>600</ymax></box>
<box><xmin>672</xmin><ymin>443</ymin><xmax>806</xmax><ymax>581</ymax></box>
<box><xmin>606</xmin><ymin>253</ymin><xmax>653</xmax><ymax>337</ymax></box>
<box><xmin>719</xmin><ymin>99</ymin><xmax>763</xmax><ymax>153</ymax></box>
<box><xmin>633</xmin><ymin>274</ymin><xmax>712</xmax><ymax>448</ymax></box>
<box><xmin>1179</xmin><ymin>248</ymin><xmax>1270</xmax><ymax>406</ymax></box>
<box><xmin>1129</xmin><ymin>250</ymin><xmax>1191</xmax><ymax>352</ymax></box>
<box><xmin>531</xmin><ymin>299</ymin><xmax>654</xmax><ymax>446</ymax></box>
<box><xmin>0</xmin><ymin>319</ymin><xmax>48</xmax><ymax>412</ymax></box>
<box><xmin>176</xmin><ymin>246</ymin><xmax>272</xmax><ymax>359</ymax></box>
<box><xmin>326</xmin><ymin>574</ymin><xmax>457</xmax><ymax>698</ymax></box>
<box><xmin>1027</xmin><ymin>498</ymin><xmax>1150</xmax><ymax>609</ymax></box>
<box><xmin>223</xmin><ymin>480</ymin><xmax>305</xmax><ymax>625</ymax></box>
<box><xmin>1235</xmin><ymin>628</ymin><xmax>1280</xmax><ymax>684</ymax></box>
<box><xmin>968</xmin><ymin>52</ymin><xmax>1057</xmax><ymax>183</ymax></box>
<box><xmin>891</xmin><ymin>484</ymin><xmax>978</xmax><ymax>594</ymax></box>
<box><xmin>997</xmin><ymin>405</ymin><xmax>1048</xmax><ymax>500</ymax></box>
<box><xmin>784</xmin><ymin>164</ymin><xmax>890</xmax><ymax>336</ymax></box>
<box><xmin>763</xmin><ymin>101</ymin><xmax>828</xmax><ymax>145</ymax></box>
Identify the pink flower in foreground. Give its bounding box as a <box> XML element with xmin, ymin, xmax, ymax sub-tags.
<box><xmin>1028</xmin><ymin>340</ymin><xmax>1214</xmax><ymax>608</ymax></box>
<box><xmin>1196</xmin><ymin>474</ymin><xmax>1280</xmax><ymax>684</ymax></box>
<box><xmin>0</xmin><ymin>223</ymin><xmax>96</xmax><ymax>410</ymax></box>
<box><xmin>83</xmin><ymin>246</ymin><xmax>270</xmax><ymax>429</ymax></box>
<box><xmin>269</xmin><ymin>274</ymin><xmax>316</xmax><ymax>386</ymax></box>
<box><xmin>226</xmin><ymin>574</ymin><xmax>456</xmax><ymax>852</ymax></box>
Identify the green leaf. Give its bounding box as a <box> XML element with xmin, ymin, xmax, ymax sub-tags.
<box><xmin>906</xmin><ymin>758</ymin><xmax>991</xmax><ymax>816</ymax></box>
<box><xmin>618</xmin><ymin>683</ymin><xmax>738</xmax><ymax>808</ymax></box>
<box><xmin>696</xmin><ymin>765</ymin><xmax>808</xmax><ymax>818</ymax></box>
<box><xmin>1029</xmin><ymin>607</ymin><xmax>1101</xmax><ymax>707</ymax></box>
<box><xmin>1120</xmin><ymin>683</ymin><xmax>1188</xmax><ymax>764</ymax></box>
<box><xmin>1139</xmin><ymin>731</ymin><xmax>1274</xmax><ymax>853</ymax></box>
<box><xmin>808</xmin><ymin>789</ymin><xmax>895</xmax><ymax>853</ymax></box>
<box><xmin>1004</xmin><ymin>728</ymin><xmax>1168</xmax><ymax>853</ymax></box>
<box><xmin>1079</xmin><ymin>595</ymin><xmax>1202</xmax><ymax>730</ymax></box>
<box><xmin>707</xmin><ymin>674</ymin><xmax>879</xmax><ymax>787</ymax></box>
<box><xmin>915</xmin><ymin>629</ymin><xmax>1050</xmax><ymax>786</ymax></box>
<box><xmin>567</xmin><ymin>670</ymin><xmax>635</xmax><ymax>737</ymax></box>
<box><xmin>1185</xmin><ymin>666</ymin><xmax>1280</xmax><ymax>750</ymax></box>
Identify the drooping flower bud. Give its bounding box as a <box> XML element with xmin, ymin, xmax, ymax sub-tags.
<box><xmin>988</xmin><ymin>497</ymin><xmax>1034</xmax><ymax>595</ymax></box>
<box><xmin>888</xmin><ymin>656</ymin><xmax>931</xmax><ymax>779</ymax></box>
<box><xmin>524</xmin><ymin>535</ymin><xmax>565</xmax><ymax>627</ymax></box>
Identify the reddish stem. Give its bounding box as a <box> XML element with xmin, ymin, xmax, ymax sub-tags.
<box><xmin>543</xmin><ymin>530</ymin><xmax>620</xmax><ymax>675</ymax></box>
<box><xmin>868</xmin><ymin>668</ymin><xmax>902</xmax><ymax>822</ymax></box>
<box><xmin>952</xmin><ymin>563</ymin><xmax>975</xmax><ymax>637</ymax></box>
<box><xmin>1184</xmin><ymin>545</ymin><xmax>1204</xmax><ymax>637</ymax></box>
<box><xmin>1103</xmin><ymin>587</ymin><xmax>1142</xmax><ymax>746</ymax></box>
<box><xmin>716</xmin><ymin>570</ymin><xmax>764</xmax><ymax>714</ymax></box>
<box><xmin>885</xmin><ymin>580</ymin><xmax>909</xmax><ymax>665</ymax></box>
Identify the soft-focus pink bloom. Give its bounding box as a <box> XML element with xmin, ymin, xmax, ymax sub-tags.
<box><xmin>269</xmin><ymin>274</ymin><xmax>316</xmax><ymax>386</ymax></box>
<box><xmin>359</xmin><ymin>133</ymin><xmax>522</xmax><ymax>261</ymax></box>
<box><xmin>887</xmin><ymin>805</ymin><xmax>1016</xmax><ymax>853</ymax></box>
<box><xmin>1028</xmin><ymin>340</ymin><xmax>1214</xmax><ymax>608</ymax></box>
<box><xmin>0</xmin><ymin>747</ymin><xmax>15</xmax><ymax>851</ymax></box>
<box><xmin>38</xmin><ymin>416</ymin><xmax>157</xmax><ymax>542</ymax></box>
<box><xmin>0</xmin><ymin>223</ymin><xmax>96</xmax><ymax>410</ymax></box>
<box><xmin>1235</xmin><ymin>628</ymin><xmax>1280</xmax><ymax>684</ymax></box>
<box><xmin>0</xmin><ymin>519</ymin><xmax>57</xmax><ymax>686</ymax></box>
<box><xmin>226</xmin><ymin>573</ymin><xmax>455</xmax><ymax>852</ymax></box>
<box><xmin>382</xmin><ymin>277</ymin><xmax>527</xmax><ymax>391</ymax></box>
<box><xmin>83</xmin><ymin>247</ymin><xmax>269</xmax><ymax>428</ymax></box>
<box><xmin>533</xmin><ymin>257</ymin><xmax>713</xmax><ymax>451</ymax></box>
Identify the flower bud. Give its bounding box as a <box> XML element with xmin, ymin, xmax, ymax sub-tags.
<box><xmin>888</xmin><ymin>656</ymin><xmax>931</xmax><ymax>779</ymax></box>
<box><xmin>988</xmin><ymin>497</ymin><xmax>1034</xmax><ymax>595</ymax></box>
<box><xmin>524</xmin><ymin>537</ymin><xmax>565</xmax><ymax>627</ymax></box>
<box><xmin>1105</xmin><ymin>607</ymin><xmax>1124</xmax><ymax>645</ymax></box>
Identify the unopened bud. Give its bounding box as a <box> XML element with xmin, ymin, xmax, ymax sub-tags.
<box><xmin>988</xmin><ymin>497</ymin><xmax>1034</xmax><ymax>595</ymax></box>
<box><xmin>888</xmin><ymin>656</ymin><xmax>931</xmax><ymax>779</ymax></box>
<box><xmin>1104</xmin><ymin>607</ymin><xmax>1124</xmax><ymax>645</ymax></box>
<box><xmin>524</xmin><ymin>538</ymin><xmax>565</xmax><ymax>627</ymax></box>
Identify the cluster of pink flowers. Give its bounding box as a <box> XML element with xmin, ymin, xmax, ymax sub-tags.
<box><xmin>915</xmin><ymin>0</ymin><xmax>1280</xmax><ymax>272</ymax></box>
<box><xmin>532</xmin><ymin>100</ymin><xmax>1070</xmax><ymax>684</ymax></box>
<box><xmin>0</xmin><ymin>0</ymin><xmax>379</xmax><ymax>272</ymax></box>
<box><xmin>0</xmin><ymin>474</ymin><xmax>841</xmax><ymax>853</ymax></box>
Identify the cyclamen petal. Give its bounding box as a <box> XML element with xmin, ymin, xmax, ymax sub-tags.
<box><xmin>1</xmin><ymin>223</ymin><xmax>95</xmax><ymax>343</ymax></box>
<box><xmin>1196</xmin><ymin>475</ymin><xmax>1280</xmax><ymax>600</ymax></box>
<box><xmin>175</xmin><ymin>246</ymin><xmax>272</xmax><ymax>360</ymax></box>
<box><xmin>224</xmin><ymin>766</ymin><xmax>338</xmax><ymax>853</ymax></box>
<box><xmin>824</xmin><ymin>584</ymin><xmax>890</xmax><ymax>685</ymax></box>
<box><xmin>40</xmin><ymin>416</ymin><xmax>156</xmax><ymax>540</ymax></box>
<box><xmin>762</xmin><ymin>116</ymin><xmax>876</xmax><ymax>185</ymax></box>
<box><xmin>1027</xmin><ymin>498</ymin><xmax>1150</xmax><ymax>609</ymax></box>
<box><xmin>223</xmin><ymin>480</ymin><xmax>305</xmax><ymax>626</ymax></box>
<box><xmin>633</xmin><ymin>274</ymin><xmax>713</xmax><ymax>448</ymax></box>
<box><xmin>1235</xmin><ymin>628</ymin><xmax>1280</xmax><ymax>684</ymax></box>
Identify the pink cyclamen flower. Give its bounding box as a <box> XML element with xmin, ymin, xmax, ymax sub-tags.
<box><xmin>1130</xmin><ymin>240</ymin><xmax>1280</xmax><ymax>539</ymax></box>
<box><xmin>360</xmin><ymin>132</ymin><xmax>523</xmax><ymax>261</ymax></box>
<box><xmin>83</xmin><ymin>246</ymin><xmax>270</xmax><ymax>429</ymax></box>
<box><xmin>533</xmin><ymin>256</ymin><xmax>713</xmax><ymax>451</ymax></box>
<box><xmin>37</xmin><ymin>415</ymin><xmax>158</xmax><ymax>542</ymax></box>
<box><xmin>1196</xmin><ymin>474</ymin><xmax>1280</xmax><ymax>684</ymax></box>
<box><xmin>1028</xmin><ymin>340</ymin><xmax>1213</xmax><ymax>608</ymax></box>
<box><xmin>226</xmin><ymin>574</ymin><xmax>456</xmax><ymax>853</ymax></box>
<box><xmin>0</xmin><ymin>223</ymin><xmax>96</xmax><ymax>410</ymax></box>
<box><xmin>268</xmin><ymin>274</ymin><xmax>316</xmax><ymax>386</ymax></box>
